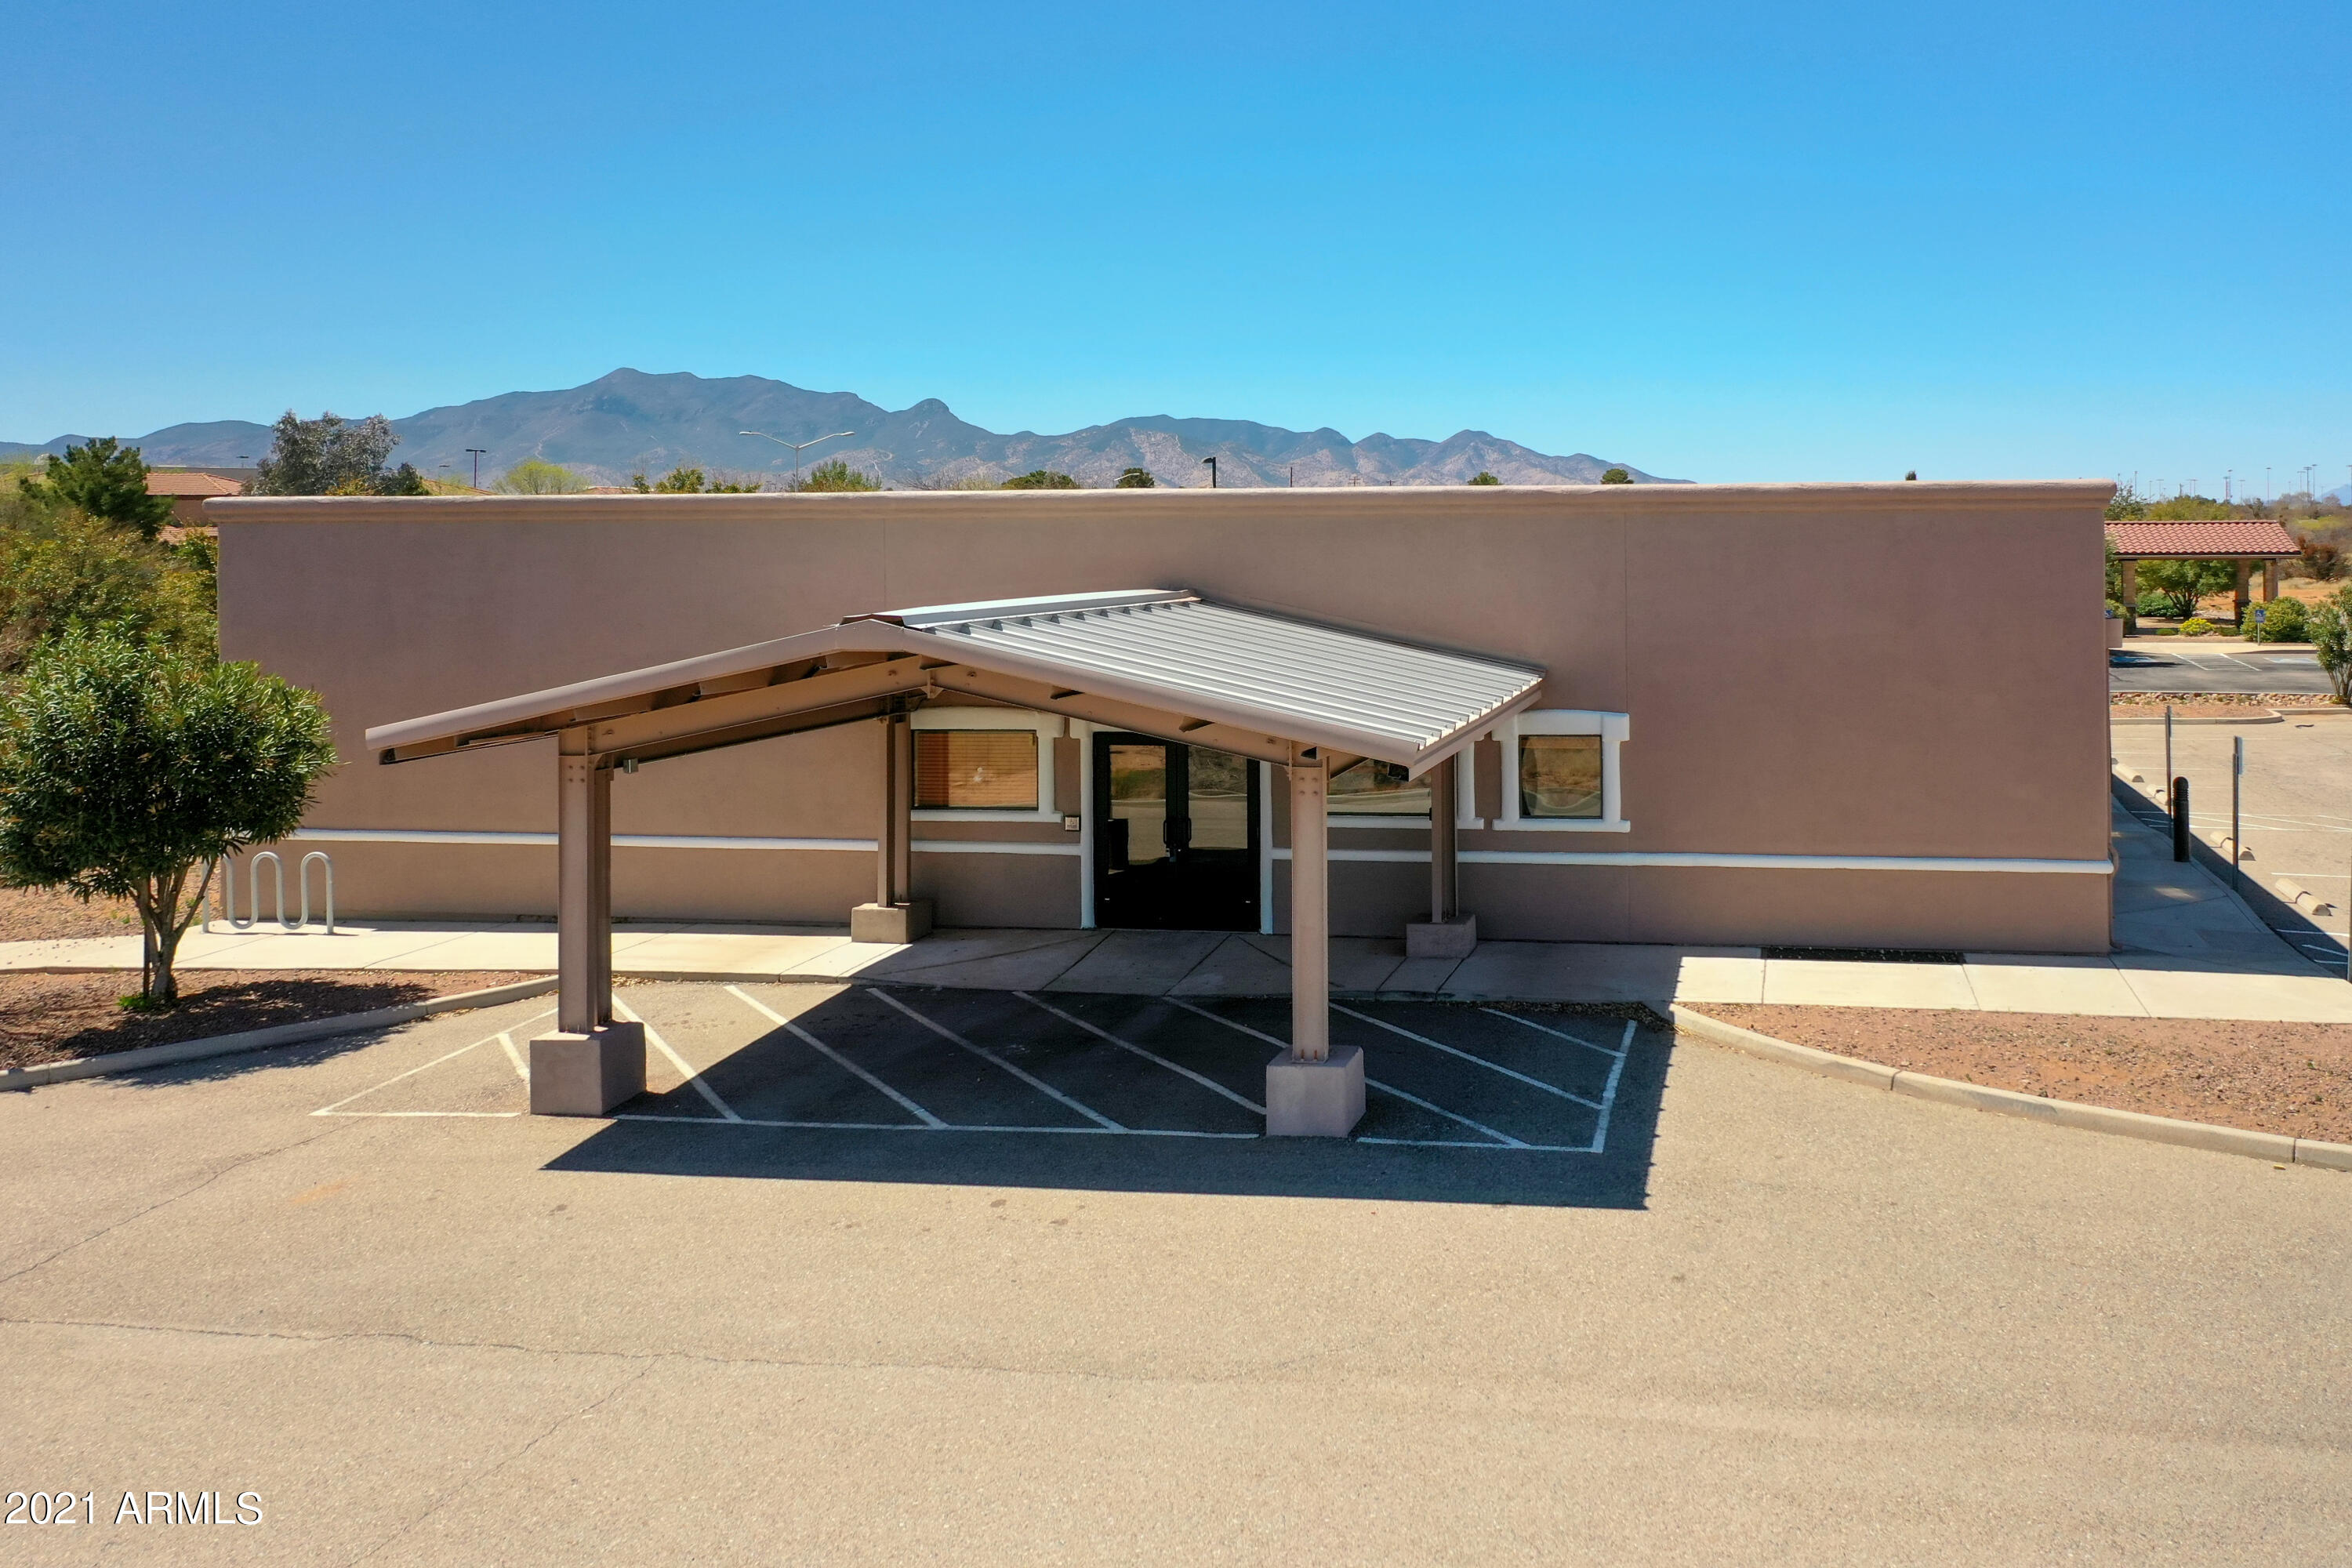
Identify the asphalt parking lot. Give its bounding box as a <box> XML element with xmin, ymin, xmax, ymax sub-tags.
<box><xmin>6</xmin><ymin>983</ymin><xmax>2350</xmax><ymax>1564</ymax></box>
<box><xmin>2110</xmin><ymin>644</ymin><xmax>2330</xmax><ymax>693</ymax></box>
<box><xmin>322</xmin><ymin>982</ymin><xmax>1654</xmax><ymax>1203</ymax></box>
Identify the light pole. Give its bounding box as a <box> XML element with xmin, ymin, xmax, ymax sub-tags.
<box><xmin>741</xmin><ymin>430</ymin><xmax>853</xmax><ymax>485</ymax></box>
<box><xmin>1201</xmin><ymin>456</ymin><xmax>1218</xmax><ymax>488</ymax></box>
<box><xmin>466</xmin><ymin>448</ymin><xmax>487</xmax><ymax>488</ymax></box>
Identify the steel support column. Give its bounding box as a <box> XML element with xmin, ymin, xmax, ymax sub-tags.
<box><xmin>556</xmin><ymin>740</ymin><xmax>612</xmax><ymax>1034</ymax></box>
<box><xmin>851</xmin><ymin>709</ymin><xmax>932</xmax><ymax>943</ymax></box>
<box><xmin>1428</xmin><ymin>753</ymin><xmax>1459</xmax><ymax>924</ymax></box>
<box><xmin>1288</xmin><ymin>752</ymin><xmax>1330</xmax><ymax>1062</ymax></box>
<box><xmin>532</xmin><ymin>730</ymin><xmax>642</xmax><ymax>1116</ymax></box>
<box><xmin>1265</xmin><ymin>748</ymin><xmax>1360</xmax><ymax>1134</ymax></box>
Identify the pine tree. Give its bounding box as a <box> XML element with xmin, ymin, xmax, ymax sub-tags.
<box><xmin>22</xmin><ymin>438</ymin><xmax>175</xmax><ymax>538</ymax></box>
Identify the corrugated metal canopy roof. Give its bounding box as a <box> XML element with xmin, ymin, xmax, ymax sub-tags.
<box><xmin>367</xmin><ymin>589</ymin><xmax>1546</xmax><ymax>771</ymax></box>
<box><xmin>855</xmin><ymin>590</ymin><xmax>1541</xmax><ymax>760</ymax></box>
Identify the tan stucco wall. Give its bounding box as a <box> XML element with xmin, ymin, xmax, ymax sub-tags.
<box><xmin>211</xmin><ymin>481</ymin><xmax>2114</xmax><ymax>950</ymax></box>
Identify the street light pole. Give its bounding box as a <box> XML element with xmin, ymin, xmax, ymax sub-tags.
<box><xmin>465</xmin><ymin>448</ymin><xmax>487</xmax><ymax>488</ymax></box>
<box><xmin>740</xmin><ymin>430</ymin><xmax>854</xmax><ymax>485</ymax></box>
<box><xmin>1201</xmin><ymin>456</ymin><xmax>1218</xmax><ymax>488</ymax></box>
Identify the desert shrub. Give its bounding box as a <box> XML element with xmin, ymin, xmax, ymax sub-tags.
<box><xmin>2178</xmin><ymin>617</ymin><xmax>2216</xmax><ymax>637</ymax></box>
<box><xmin>499</xmin><ymin>459</ymin><xmax>590</xmax><ymax>494</ymax></box>
<box><xmin>0</xmin><ymin>510</ymin><xmax>216</xmax><ymax>673</ymax></box>
<box><xmin>796</xmin><ymin>459</ymin><xmax>879</xmax><ymax>492</ymax></box>
<box><xmin>2245</xmin><ymin>597</ymin><xmax>2310</xmax><ymax>642</ymax></box>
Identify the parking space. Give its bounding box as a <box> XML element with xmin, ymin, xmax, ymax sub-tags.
<box><xmin>315</xmin><ymin>981</ymin><xmax>1636</xmax><ymax>1154</ymax></box>
<box><xmin>2110</xmin><ymin>644</ymin><xmax>2332</xmax><ymax>693</ymax></box>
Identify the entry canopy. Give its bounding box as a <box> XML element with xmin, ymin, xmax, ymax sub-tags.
<box><xmin>367</xmin><ymin>588</ymin><xmax>1546</xmax><ymax>773</ymax></box>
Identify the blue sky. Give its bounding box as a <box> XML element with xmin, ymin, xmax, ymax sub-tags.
<box><xmin>5</xmin><ymin>0</ymin><xmax>2347</xmax><ymax>488</ymax></box>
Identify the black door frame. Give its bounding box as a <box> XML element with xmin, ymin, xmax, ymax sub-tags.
<box><xmin>1091</xmin><ymin>731</ymin><xmax>1262</xmax><ymax>931</ymax></box>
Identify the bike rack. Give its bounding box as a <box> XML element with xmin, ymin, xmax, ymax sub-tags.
<box><xmin>206</xmin><ymin>850</ymin><xmax>335</xmax><ymax>935</ymax></box>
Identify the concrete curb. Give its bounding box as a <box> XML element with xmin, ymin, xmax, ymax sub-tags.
<box><xmin>1668</xmin><ymin>1004</ymin><xmax>2351</xmax><ymax>1171</ymax></box>
<box><xmin>0</xmin><ymin>978</ymin><xmax>558</xmax><ymax>1092</ymax></box>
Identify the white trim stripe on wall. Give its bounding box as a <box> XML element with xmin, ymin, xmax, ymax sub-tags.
<box><xmin>1271</xmin><ymin>847</ymin><xmax>2111</xmax><ymax>874</ymax></box>
<box><xmin>291</xmin><ymin>828</ymin><xmax>1080</xmax><ymax>857</ymax></box>
<box><xmin>290</xmin><ymin>827</ymin><xmax>2103</xmax><ymax>874</ymax></box>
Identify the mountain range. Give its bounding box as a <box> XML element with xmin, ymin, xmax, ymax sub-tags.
<box><xmin>2</xmin><ymin>368</ymin><xmax>1681</xmax><ymax>489</ymax></box>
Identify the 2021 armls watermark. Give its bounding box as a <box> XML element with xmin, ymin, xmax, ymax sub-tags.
<box><xmin>5</xmin><ymin>1490</ymin><xmax>263</xmax><ymax>1526</ymax></box>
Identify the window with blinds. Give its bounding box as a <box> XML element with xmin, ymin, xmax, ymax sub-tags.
<box><xmin>914</xmin><ymin>730</ymin><xmax>1040</xmax><ymax>810</ymax></box>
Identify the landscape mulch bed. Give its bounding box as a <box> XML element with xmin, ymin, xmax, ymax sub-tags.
<box><xmin>0</xmin><ymin>969</ymin><xmax>539</xmax><ymax>1072</ymax></box>
<box><xmin>1695</xmin><ymin>1004</ymin><xmax>2352</xmax><ymax>1145</ymax></box>
<box><xmin>0</xmin><ymin>884</ymin><xmax>143</xmax><ymax>942</ymax></box>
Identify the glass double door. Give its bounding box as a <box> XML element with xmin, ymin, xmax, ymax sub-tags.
<box><xmin>1093</xmin><ymin>734</ymin><xmax>1261</xmax><ymax>931</ymax></box>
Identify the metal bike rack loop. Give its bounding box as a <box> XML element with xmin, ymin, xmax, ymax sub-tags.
<box><xmin>205</xmin><ymin>850</ymin><xmax>335</xmax><ymax>935</ymax></box>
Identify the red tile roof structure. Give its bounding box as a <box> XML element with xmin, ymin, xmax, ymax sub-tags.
<box><xmin>2105</xmin><ymin>521</ymin><xmax>2299</xmax><ymax>559</ymax></box>
<box><xmin>145</xmin><ymin>471</ymin><xmax>245</xmax><ymax>498</ymax></box>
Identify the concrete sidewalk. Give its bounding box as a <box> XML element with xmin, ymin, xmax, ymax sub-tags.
<box><xmin>9</xmin><ymin>800</ymin><xmax>2350</xmax><ymax>1022</ymax></box>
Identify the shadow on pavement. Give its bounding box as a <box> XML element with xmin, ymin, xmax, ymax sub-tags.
<box><xmin>543</xmin><ymin>990</ymin><xmax>1671</xmax><ymax>1209</ymax></box>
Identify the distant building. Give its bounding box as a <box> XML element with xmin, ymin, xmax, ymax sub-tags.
<box><xmin>147</xmin><ymin>469</ymin><xmax>245</xmax><ymax>530</ymax></box>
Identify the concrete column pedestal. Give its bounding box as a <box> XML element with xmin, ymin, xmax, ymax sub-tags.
<box><xmin>528</xmin><ymin>1022</ymin><xmax>645</xmax><ymax>1116</ymax></box>
<box><xmin>1266</xmin><ymin>1044</ymin><xmax>1366</xmax><ymax>1137</ymax></box>
<box><xmin>851</xmin><ymin>899</ymin><xmax>935</xmax><ymax>944</ymax></box>
<box><xmin>1405</xmin><ymin>913</ymin><xmax>1478</xmax><ymax>959</ymax></box>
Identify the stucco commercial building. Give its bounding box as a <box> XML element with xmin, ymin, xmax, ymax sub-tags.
<box><xmin>212</xmin><ymin>481</ymin><xmax>2113</xmax><ymax>1127</ymax></box>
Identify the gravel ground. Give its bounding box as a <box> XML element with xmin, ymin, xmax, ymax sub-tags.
<box><xmin>0</xmin><ymin>884</ymin><xmax>142</xmax><ymax>942</ymax></box>
<box><xmin>2110</xmin><ymin>692</ymin><xmax>2337</xmax><ymax>715</ymax></box>
<box><xmin>1694</xmin><ymin>1004</ymin><xmax>2352</xmax><ymax>1145</ymax></box>
<box><xmin>0</xmin><ymin>969</ymin><xmax>540</xmax><ymax>1070</ymax></box>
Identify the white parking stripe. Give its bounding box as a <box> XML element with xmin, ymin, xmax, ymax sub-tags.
<box><xmin>872</xmin><ymin>989</ymin><xmax>1127</xmax><ymax>1131</ymax></box>
<box><xmin>1481</xmin><ymin>1008</ymin><xmax>1629</xmax><ymax>1058</ymax></box>
<box><xmin>1357</xmin><ymin>1137</ymin><xmax>1592</xmax><ymax>1152</ymax></box>
<box><xmin>1167</xmin><ymin>996</ymin><xmax>1287</xmax><ymax>1047</ymax></box>
<box><xmin>1585</xmin><ymin>1021</ymin><xmax>1635</xmax><ymax>1152</ymax></box>
<box><xmin>1015</xmin><ymin>993</ymin><xmax>1267</xmax><ymax>1113</ymax></box>
<box><xmin>497</xmin><ymin>1033</ymin><xmax>528</xmax><ymax>1080</ymax></box>
<box><xmin>612</xmin><ymin>995</ymin><xmax>740</xmax><ymax>1121</ymax></box>
<box><xmin>1360</xmin><ymin>1077</ymin><xmax>1526</xmax><ymax>1146</ymax></box>
<box><xmin>312</xmin><ymin>1007</ymin><xmax>556</xmax><ymax>1115</ymax></box>
<box><xmin>724</xmin><ymin>985</ymin><xmax>946</xmax><ymax>1127</ymax></box>
<box><xmin>610</xmin><ymin>1112</ymin><xmax>1255</xmax><ymax>1138</ymax></box>
<box><xmin>1333</xmin><ymin>1004</ymin><xmax>1603</xmax><ymax>1109</ymax></box>
<box><xmin>317</xmin><ymin>1110</ymin><xmax>522</xmax><ymax>1119</ymax></box>
<box><xmin>1169</xmin><ymin>998</ymin><xmax>1522</xmax><ymax>1146</ymax></box>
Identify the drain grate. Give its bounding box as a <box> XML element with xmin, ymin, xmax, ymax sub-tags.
<box><xmin>1761</xmin><ymin>946</ymin><xmax>1965</xmax><ymax>964</ymax></box>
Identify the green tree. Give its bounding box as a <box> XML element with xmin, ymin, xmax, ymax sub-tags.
<box><xmin>652</xmin><ymin>466</ymin><xmax>706</xmax><ymax>492</ymax></box>
<box><xmin>19</xmin><ymin>438</ymin><xmax>175</xmax><ymax>539</ymax></box>
<box><xmin>0</xmin><ymin>633</ymin><xmax>336</xmax><ymax>1006</ymax></box>
<box><xmin>1600</xmin><ymin>467</ymin><xmax>1633</xmax><ymax>484</ymax></box>
<box><xmin>2136</xmin><ymin>559</ymin><xmax>2237</xmax><ymax>619</ymax></box>
<box><xmin>1000</xmin><ymin>470</ymin><xmax>1080</xmax><ymax>490</ymax></box>
<box><xmin>249</xmin><ymin>412</ymin><xmax>414</xmax><ymax>495</ymax></box>
<box><xmin>0</xmin><ymin>510</ymin><xmax>216</xmax><ymax>674</ymax></box>
<box><xmin>1468</xmin><ymin>471</ymin><xmax>1501</xmax><ymax>485</ymax></box>
<box><xmin>498</xmin><ymin>459</ymin><xmax>591</xmax><ymax>494</ymax></box>
<box><xmin>2313</xmin><ymin>588</ymin><xmax>2352</xmax><ymax>705</ymax></box>
<box><xmin>798</xmin><ymin>459</ymin><xmax>880</xmax><ymax>492</ymax></box>
<box><xmin>1115</xmin><ymin>467</ymin><xmax>1156</xmax><ymax>488</ymax></box>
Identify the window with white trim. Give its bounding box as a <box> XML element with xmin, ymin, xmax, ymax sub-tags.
<box><xmin>911</xmin><ymin>708</ymin><xmax>1060</xmax><ymax>822</ymax></box>
<box><xmin>1494</xmin><ymin>710</ymin><xmax>1630</xmax><ymax>832</ymax></box>
<box><xmin>1327</xmin><ymin>756</ymin><xmax>1430</xmax><ymax>819</ymax></box>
